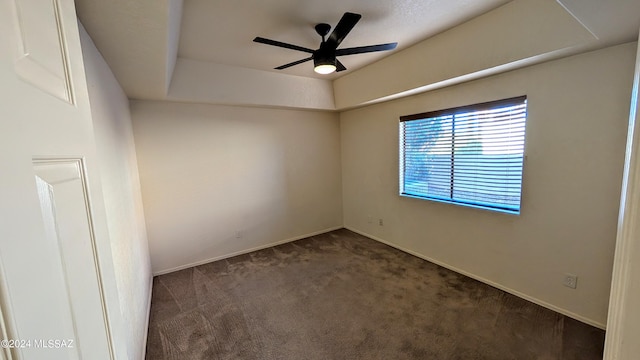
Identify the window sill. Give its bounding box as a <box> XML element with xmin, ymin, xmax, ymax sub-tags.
<box><xmin>399</xmin><ymin>192</ymin><xmax>521</xmax><ymax>215</ymax></box>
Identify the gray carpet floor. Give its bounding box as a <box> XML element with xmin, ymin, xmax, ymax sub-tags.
<box><xmin>145</xmin><ymin>229</ymin><xmax>605</xmax><ymax>359</ymax></box>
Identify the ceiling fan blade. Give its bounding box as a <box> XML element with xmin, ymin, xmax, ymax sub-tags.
<box><xmin>326</xmin><ymin>12</ymin><xmax>361</xmax><ymax>49</ymax></box>
<box><xmin>254</xmin><ymin>37</ymin><xmax>314</xmax><ymax>54</ymax></box>
<box><xmin>336</xmin><ymin>59</ymin><xmax>347</xmax><ymax>72</ymax></box>
<box><xmin>336</xmin><ymin>42</ymin><xmax>398</xmax><ymax>56</ymax></box>
<box><xmin>274</xmin><ymin>57</ymin><xmax>313</xmax><ymax>70</ymax></box>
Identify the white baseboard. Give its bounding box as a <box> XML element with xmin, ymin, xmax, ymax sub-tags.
<box><xmin>153</xmin><ymin>226</ymin><xmax>344</xmax><ymax>276</ymax></box>
<box><xmin>345</xmin><ymin>226</ymin><xmax>606</xmax><ymax>330</ymax></box>
<box><xmin>140</xmin><ymin>275</ymin><xmax>153</xmax><ymax>360</ymax></box>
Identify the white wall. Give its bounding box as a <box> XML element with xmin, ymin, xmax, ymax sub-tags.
<box><xmin>340</xmin><ymin>42</ymin><xmax>636</xmax><ymax>327</ymax></box>
<box><xmin>131</xmin><ymin>101</ymin><xmax>343</xmax><ymax>274</ymax></box>
<box><xmin>80</xmin><ymin>25</ymin><xmax>152</xmax><ymax>360</ymax></box>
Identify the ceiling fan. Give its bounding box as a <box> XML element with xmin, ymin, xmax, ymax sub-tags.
<box><xmin>253</xmin><ymin>12</ymin><xmax>398</xmax><ymax>75</ymax></box>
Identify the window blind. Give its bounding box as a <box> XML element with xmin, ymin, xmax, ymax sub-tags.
<box><xmin>399</xmin><ymin>96</ymin><xmax>527</xmax><ymax>213</ymax></box>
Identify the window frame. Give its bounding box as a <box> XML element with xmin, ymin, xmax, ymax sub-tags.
<box><xmin>399</xmin><ymin>95</ymin><xmax>527</xmax><ymax>215</ymax></box>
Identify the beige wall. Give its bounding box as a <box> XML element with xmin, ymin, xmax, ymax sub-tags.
<box><xmin>340</xmin><ymin>43</ymin><xmax>636</xmax><ymax>327</ymax></box>
<box><xmin>131</xmin><ymin>101</ymin><xmax>343</xmax><ymax>274</ymax></box>
<box><xmin>168</xmin><ymin>58</ymin><xmax>335</xmax><ymax>110</ymax></box>
<box><xmin>80</xmin><ymin>26</ymin><xmax>152</xmax><ymax>359</ymax></box>
<box><xmin>333</xmin><ymin>0</ymin><xmax>595</xmax><ymax>110</ymax></box>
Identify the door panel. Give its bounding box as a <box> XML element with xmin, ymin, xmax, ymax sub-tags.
<box><xmin>33</xmin><ymin>159</ymin><xmax>111</xmax><ymax>360</ymax></box>
<box><xmin>9</xmin><ymin>0</ymin><xmax>73</xmax><ymax>103</ymax></box>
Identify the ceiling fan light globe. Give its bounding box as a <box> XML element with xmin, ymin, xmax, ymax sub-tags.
<box><xmin>314</xmin><ymin>64</ymin><xmax>336</xmax><ymax>74</ymax></box>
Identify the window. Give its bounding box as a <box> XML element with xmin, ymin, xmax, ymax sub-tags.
<box><xmin>399</xmin><ymin>96</ymin><xmax>527</xmax><ymax>214</ymax></box>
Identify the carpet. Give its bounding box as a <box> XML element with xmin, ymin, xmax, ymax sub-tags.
<box><xmin>145</xmin><ymin>229</ymin><xmax>604</xmax><ymax>359</ymax></box>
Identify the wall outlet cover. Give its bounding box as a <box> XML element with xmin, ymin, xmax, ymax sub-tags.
<box><xmin>563</xmin><ymin>274</ymin><xmax>578</xmax><ymax>289</ymax></box>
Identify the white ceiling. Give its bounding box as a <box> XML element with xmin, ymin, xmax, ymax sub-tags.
<box><xmin>75</xmin><ymin>0</ymin><xmax>182</xmax><ymax>99</ymax></box>
<box><xmin>557</xmin><ymin>0</ymin><xmax>640</xmax><ymax>44</ymax></box>
<box><xmin>178</xmin><ymin>0</ymin><xmax>511</xmax><ymax>79</ymax></box>
<box><xmin>75</xmin><ymin>0</ymin><xmax>640</xmax><ymax>107</ymax></box>
<box><xmin>75</xmin><ymin>0</ymin><xmax>513</xmax><ymax>97</ymax></box>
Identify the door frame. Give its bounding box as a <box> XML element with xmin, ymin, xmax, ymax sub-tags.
<box><xmin>603</xmin><ymin>31</ymin><xmax>640</xmax><ymax>359</ymax></box>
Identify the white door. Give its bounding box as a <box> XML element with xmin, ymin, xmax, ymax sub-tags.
<box><xmin>0</xmin><ymin>0</ymin><xmax>115</xmax><ymax>359</ymax></box>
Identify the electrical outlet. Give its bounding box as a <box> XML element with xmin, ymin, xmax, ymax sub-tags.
<box><xmin>378</xmin><ymin>218</ymin><xmax>384</xmax><ymax>226</ymax></box>
<box><xmin>235</xmin><ymin>230</ymin><xmax>243</xmax><ymax>239</ymax></box>
<box><xmin>367</xmin><ymin>216</ymin><xmax>373</xmax><ymax>224</ymax></box>
<box><xmin>563</xmin><ymin>274</ymin><xmax>578</xmax><ymax>289</ymax></box>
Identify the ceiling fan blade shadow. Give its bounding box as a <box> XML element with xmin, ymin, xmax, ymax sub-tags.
<box><xmin>336</xmin><ymin>60</ymin><xmax>347</xmax><ymax>72</ymax></box>
<box><xmin>254</xmin><ymin>37</ymin><xmax>314</xmax><ymax>53</ymax></box>
<box><xmin>275</xmin><ymin>57</ymin><xmax>313</xmax><ymax>70</ymax></box>
<box><xmin>336</xmin><ymin>43</ymin><xmax>398</xmax><ymax>56</ymax></box>
<box><xmin>326</xmin><ymin>12</ymin><xmax>361</xmax><ymax>49</ymax></box>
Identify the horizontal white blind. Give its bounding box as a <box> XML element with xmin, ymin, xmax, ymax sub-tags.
<box><xmin>400</xmin><ymin>96</ymin><xmax>527</xmax><ymax>213</ymax></box>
